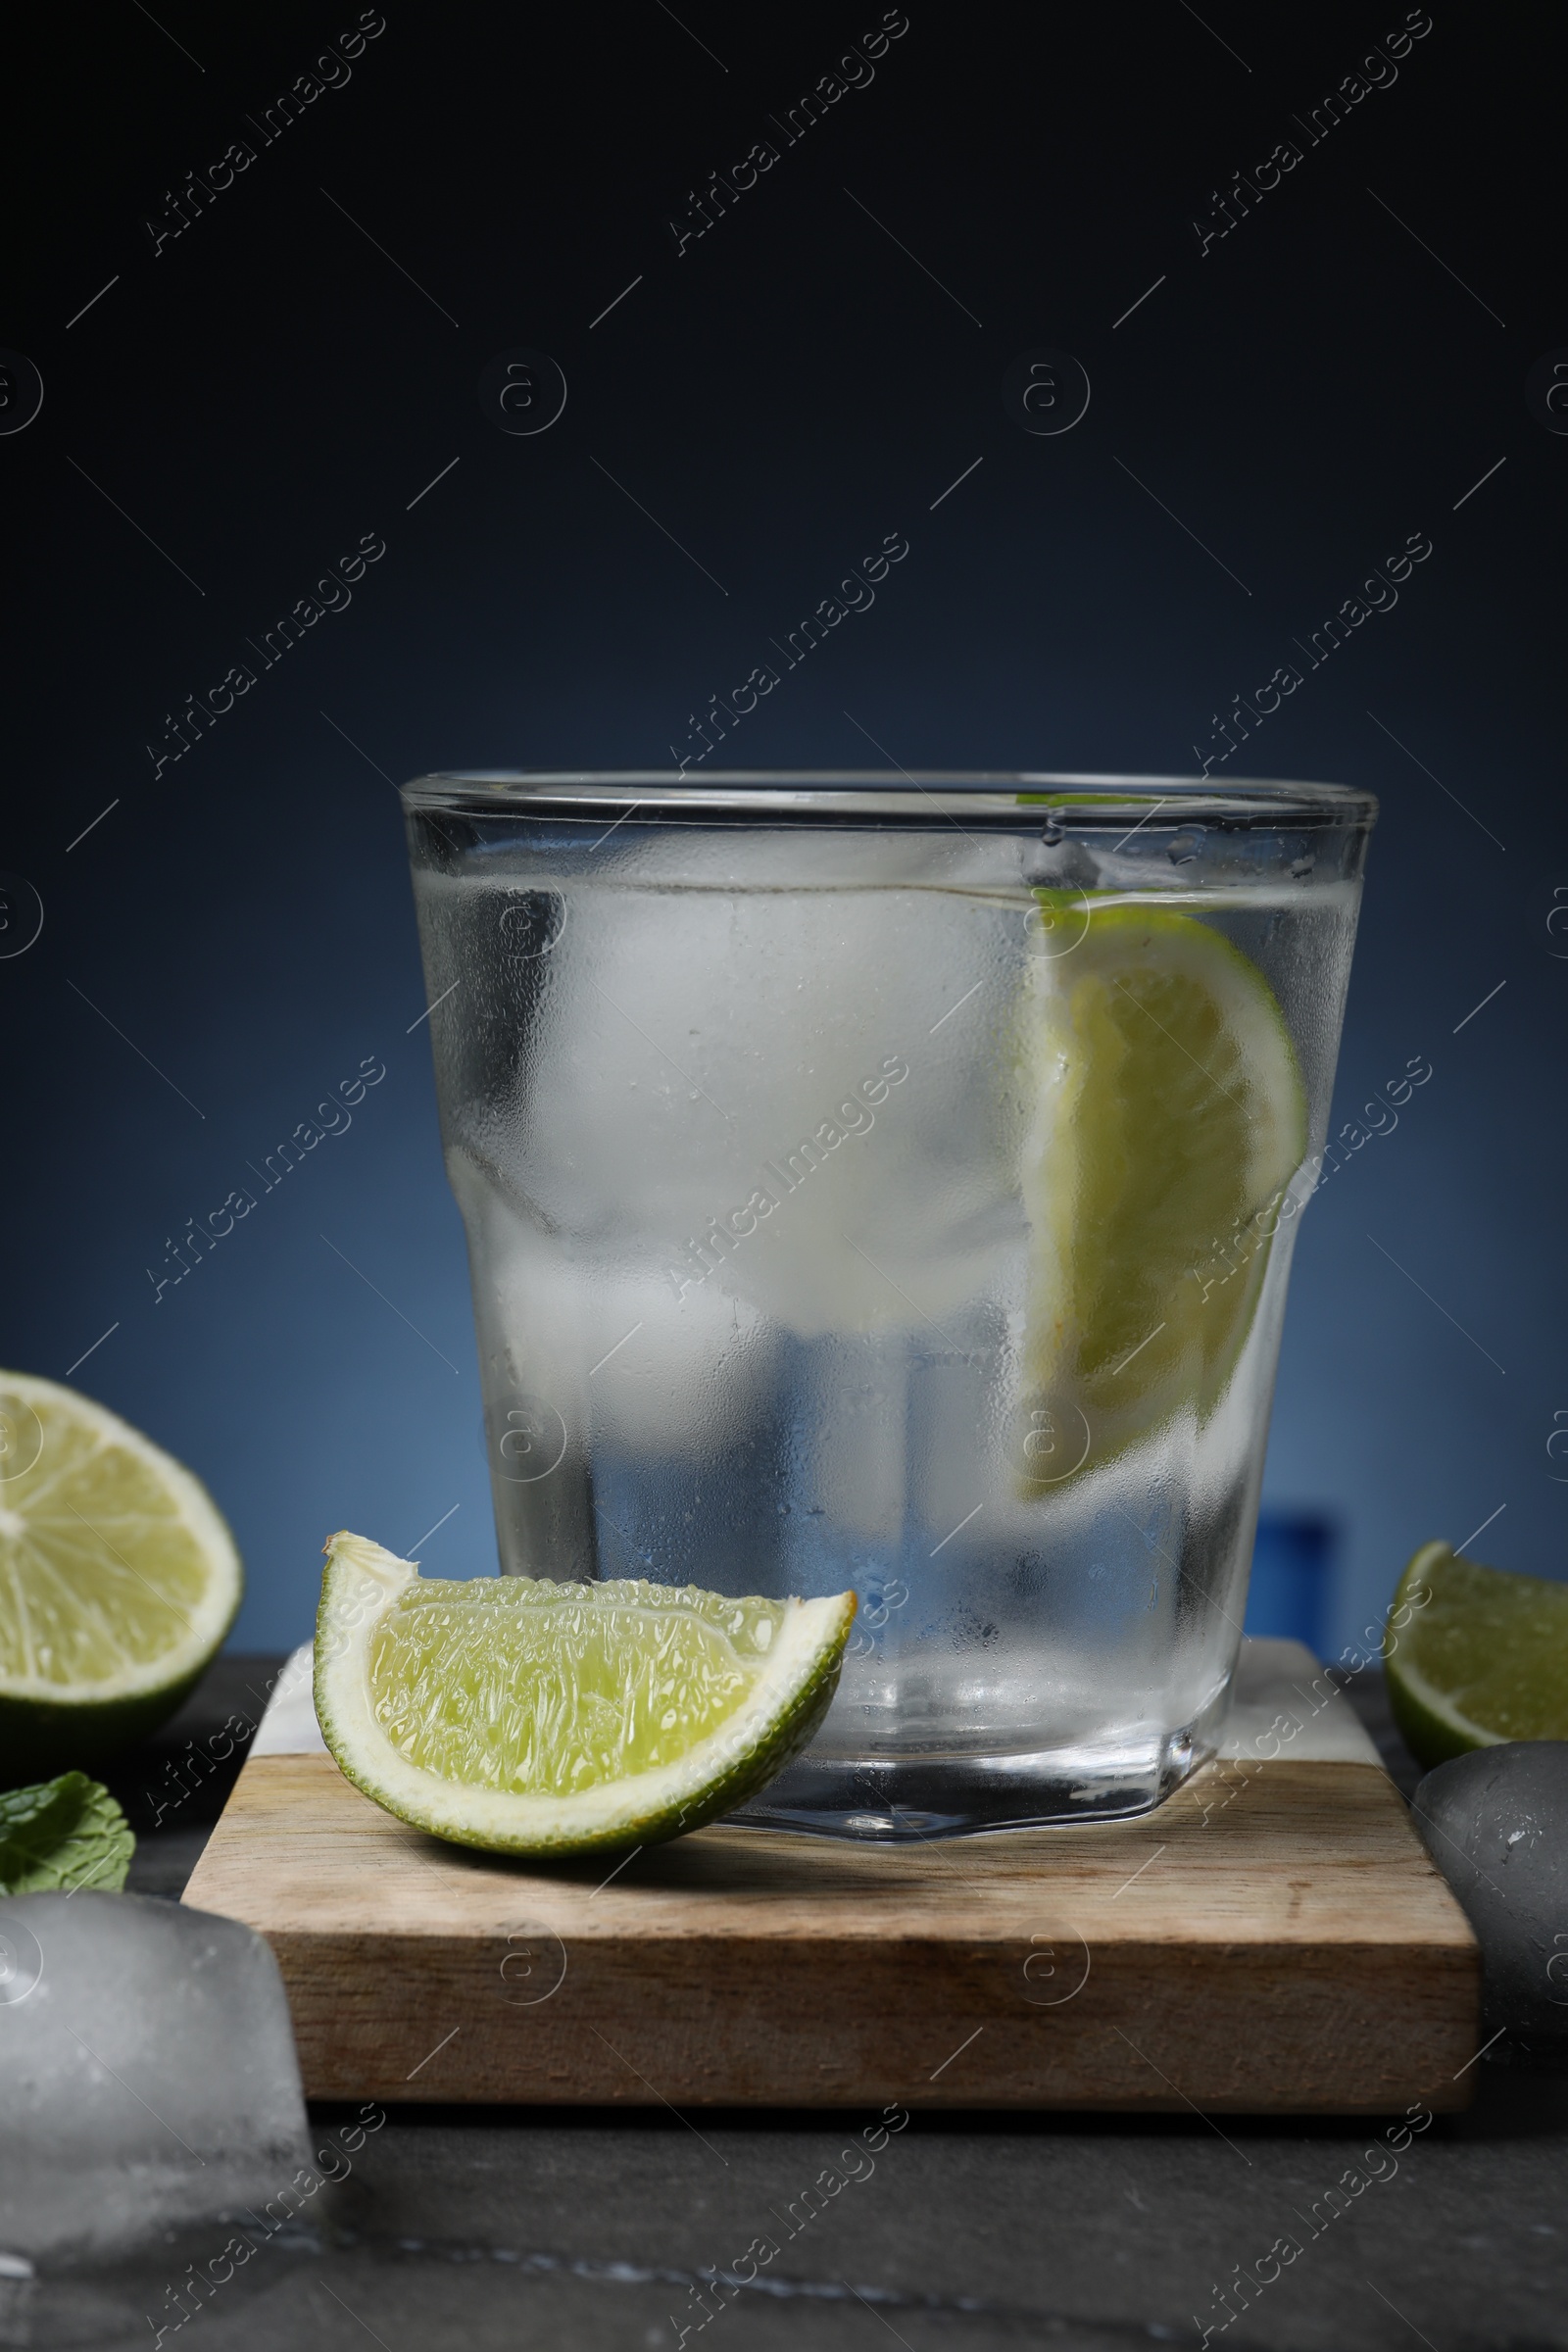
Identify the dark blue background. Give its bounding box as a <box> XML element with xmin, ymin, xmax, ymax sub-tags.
<box><xmin>5</xmin><ymin>2</ymin><xmax>1562</xmax><ymax>1653</ymax></box>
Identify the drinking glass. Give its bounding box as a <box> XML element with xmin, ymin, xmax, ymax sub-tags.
<box><xmin>402</xmin><ymin>772</ymin><xmax>1375</xmax><ymax>1837</ymax></box>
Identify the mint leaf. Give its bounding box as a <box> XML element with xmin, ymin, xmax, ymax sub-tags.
<box><xmin>0</xmin><ymin>1772</ymin><xmax>134</xmax><ymax>1894</ymax></box>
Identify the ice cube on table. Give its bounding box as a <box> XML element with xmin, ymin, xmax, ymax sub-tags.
<box><xmin>0</xmin><ymin>1889</ymin><xmax>309</xmax><ymax>2261</ymax></box>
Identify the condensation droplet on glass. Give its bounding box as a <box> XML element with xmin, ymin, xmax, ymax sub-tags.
<box><xmin>1291</xmin><ymin>854</ymin><xmax>1316</xmax><ymax>879</ymax></box>
<box><xmin>1041</xmin><ymin>821</ymin><xmax>1064</xmax><ymax>847</ymax></box>
<box><xmin>1167</xmin><ymin>828</ymin><xmax>1203</xmax><ymax>866</ymax></box>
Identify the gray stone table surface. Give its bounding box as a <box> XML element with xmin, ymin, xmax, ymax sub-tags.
<box><xmin>74</xmin><ymin>1658</ymin><xmax>1567</xmax><ymax>2350</ymax></box>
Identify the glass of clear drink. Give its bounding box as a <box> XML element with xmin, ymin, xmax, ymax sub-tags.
<box><xmin>402</xmin><ymin>772</ymin><xmax>1375</xmax><ymax>1838</ymax></box>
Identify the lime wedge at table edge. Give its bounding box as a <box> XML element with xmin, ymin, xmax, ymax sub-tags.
<box><xmin>1385</xmin><ymin>1540</ymin><xmax>1568</xmax><ymax>1770</ymax></box>
<box><xmin>0</xmin><ymin>1371</ymin><xmax>242</xmax><ymax>1783</ymax></box>
<box><xmin>315</xmin><ymin>1531</ymin><xmax>857</xmax><ymax>1856</ymax></box>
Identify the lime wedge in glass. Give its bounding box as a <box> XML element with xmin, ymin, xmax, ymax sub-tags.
<box><xmin>0</xmin><ymin>1372</ymin><xmax>243</xmax><ymax>1780</ymax></box>
<box><xmin>315</xmin><ymin>1532</ymin><xmax>857</xmax><ymax>1856</ymax></box>
<box><xmin>1019</xmin><ymin>899</ymin><xmax>1308</xmax><ymax>1482</ymax></box>
<box><xmin>1385</xmin><ymin>1541</ymin><xmax>1568</xmax><ymax>1769</ymax></box>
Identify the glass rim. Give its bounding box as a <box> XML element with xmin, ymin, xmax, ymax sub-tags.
<box><xmin>401</xmin><ymin>769</ymin><xmax>1377</xmax><ymax>829</ymax></box>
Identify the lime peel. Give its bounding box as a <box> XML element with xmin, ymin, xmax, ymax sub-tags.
<box><xmin>315</xmin><ymin>1532</ymin><xmax>857</xmax><ymax>1856</ymax></box>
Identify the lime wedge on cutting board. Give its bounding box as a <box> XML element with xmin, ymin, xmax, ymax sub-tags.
<box><xmin>1386</xmin><ymin>1541</ymin><xmax>1568</xmax><ymax>1769</ymax></box>
<box><xmin>315</xmin><ymin>1532</ymin><xmax>856</xmax><ymax>1856</ymax></box>
<box><xmin>1019</xmin><ymin>899</ymin><xmax>1307</xmax><ymax>1481</ymax></box>
<box><xmin>0</xmin><ymin>1372</ymin><xmax>242</xmax><ymax>1781</ymax></box>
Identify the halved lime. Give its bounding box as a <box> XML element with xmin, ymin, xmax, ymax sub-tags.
<box><xmin>1019</xmin><ymin>899</ymin><xmax>1307</xmax><ymax>1479</ymax></box>
<box><xmin>1385</xmin><ymin>1541</ymin><xmax>1568</xmax><ymax>1769</ymax></box>
<box><xmin>0</xmin><ymin>1372</ymin><xmax>243</xmax><ymax>1781</ymax></box>
<box><xmin>315</xmin><ymin>1532</ymin><xmax>857</xmax><ymax>1856</ymax></box>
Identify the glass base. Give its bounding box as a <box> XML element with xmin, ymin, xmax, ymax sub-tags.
<box><xmin>729</xmin><ymin>1723</ymin><xmax>1211</xmax><ymax>1839</ymax></box>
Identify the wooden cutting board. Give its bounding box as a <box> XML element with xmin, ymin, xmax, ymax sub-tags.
<box><xmin>183</xmin><ymin>1748</ymin><xmax>1480</xmax><ymax>2114</ymax></box>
